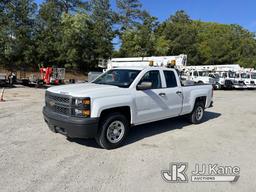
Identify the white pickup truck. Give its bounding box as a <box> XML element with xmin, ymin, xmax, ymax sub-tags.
<box><xmin>43</xmin><ymin>67</ymin><xmax>213</xmax><ymax>149</ymax></box>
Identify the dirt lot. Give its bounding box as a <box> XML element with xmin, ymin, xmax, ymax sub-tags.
<box><xmin>0</xmin><ymin>86</ymin><xmax>256</xmax><ymax>192</ymax></box>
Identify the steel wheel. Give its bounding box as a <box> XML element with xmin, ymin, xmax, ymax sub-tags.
<box><xmin>195</xmin><ymin>106</ymin><xmax>204</xmax><ymax>121</ymax></box>
<box><xmin>106</xmin><ymin>120</ymin><xmax>125</xmax><ymax>143</ymax></box>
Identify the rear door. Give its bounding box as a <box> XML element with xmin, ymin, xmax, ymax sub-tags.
<box><xmin>162</xmin><ymin>70</ymin><xmax>183</xmax><ymax>117</ymax></box>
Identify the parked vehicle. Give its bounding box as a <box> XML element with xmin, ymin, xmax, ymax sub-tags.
<box><xmin>183</xmin><ymin>70</ymin><xmax>216</xmax><ymax>85</ymax></box>
<box><xmin>0</xmin><ymin>73</ymin><xmax>7</xmax><ymax>86</ymax></box>
<box><xmin>250</xmin><ymin>72</ymin><xmax>256</xmax><ymax>84</ymax></box>
<box><xmin>43</xmin><ymin>67</ymin><xmax>213</xmax><ymax>149</ymax></box>
<box><xmin>208</xmin><ymin>73</ymin><xmax>221</xmax><ymax>89</ymax></box>
<box><xmin>235</xmin><ymin>72</ymin><xmax>256</xmax><ymax>89</ymax></box>
<box><xmin>217</xmin><ymin>71</ymin><xmax>246</xmax><ymax>89</ymax></box>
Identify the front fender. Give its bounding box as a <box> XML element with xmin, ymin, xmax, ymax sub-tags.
<box><xmin>91</xmin><ymin>95</ymin><xmax>134</xmax><ymax>123</ymax></box>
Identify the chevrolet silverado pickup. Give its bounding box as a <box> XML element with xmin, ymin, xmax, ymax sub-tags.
<box><xmin>43</xmin><ymin>67</ymin><xmax>213</xmax><ymax>149</ymax></box>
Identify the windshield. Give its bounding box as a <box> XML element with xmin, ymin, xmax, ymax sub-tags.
<box><xmin>198</xmin><ymin>71</ymin><xmax>210</xmax><ymax>77</ymax></box>
<box><xmin>241</xmin><ymin>73</ymin><xmax>250</xmax><ymax>79</ymax></box>
<box><xmin>228</xmin><ymin>72</ymin><xmax>236</xmax><ymax>78</ymax></box>
<box><xmin>251</xmin><ymin>73</ymin><xmax>256</xmax><ymax>79</ymax></box>
<box><xmin>92</xmin><ymin>69</ymin><xmax>141</xmax><ymax>88</ymax></box>
<box><xmin>213</xmin><ymin>73</ymin><xmax>220</xmax><ymax>78</ymax></box>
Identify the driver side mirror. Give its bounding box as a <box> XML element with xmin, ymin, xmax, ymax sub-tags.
<box><xmin>136</xmin><ymin>82</ymin><xmax>152</xmax><ymax>90</ymax></box>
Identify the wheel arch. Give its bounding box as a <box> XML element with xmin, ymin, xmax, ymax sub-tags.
<box><xmin>99</xmin><ymin>106</ymin><xmax>131</xmax><ymax>125</ymax></box>
<box><xmin>194</xmin><ymin>96</ymin><xmax>207</xmax><ymax>109</ymax></box>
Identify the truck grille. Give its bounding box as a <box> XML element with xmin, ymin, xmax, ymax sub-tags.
<box><xmin>47</xmin><ymin>94</ymin><xmax>70</xmax><ymax>104</ymax></box>
<box><xmin>45</xmin><ymin>91</ymin><xmax>71</xmax><ymax>116</ymax></box>
<box><xmin>225</xmin><ymin>80</ymin><xmax>233</xmax><ymax>85</ymax></box>
<box><xmin>238</xmin><ymin>81</ymin><xmax>244</xmax><ymax>85</ymax></box>
<box><xmin>55</xmin><ymin>105</ymin><xmax>69</xmax><ymax>115</ymax></box>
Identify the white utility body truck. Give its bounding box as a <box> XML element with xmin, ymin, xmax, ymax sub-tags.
<box><xmin>234</xmin><ymin>72</ymin><xmax>256</xmax><ymax>89</ymax></box>
<box><xmin>184</xmin><ymin>64</ymin><xmax>242</xmax><ymax>89</ymax></box>
<box><xmin>181</xmin><ymin>69</ymin><xmax>216</xmax><ymax>85</ymax></box>
<box><xmin>43</xmin><ymin>66</ymin><xmax>213</xmax><ymax>149</ymax></box>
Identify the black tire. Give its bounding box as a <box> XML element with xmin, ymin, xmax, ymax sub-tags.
<box><xmin>188</xmin><ymin>102</ymin><xmax>205</xmax><ymax>124</ymax></box>
<box><xmin>197</xmin><ymin>81</ymin><xmax>204</xmax><ymax>85</ymax></box>
<box><xmin>96</xmin><ymin>112</ymin><xmax>130</xmax><ymax>149</ymax></box>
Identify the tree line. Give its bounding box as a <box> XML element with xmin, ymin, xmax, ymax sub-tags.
<box><xmin>1</xmin><ymin>0</ymin><xmax>256</xmax><ymax>73</ymax></box>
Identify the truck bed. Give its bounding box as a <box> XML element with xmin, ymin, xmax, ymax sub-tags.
<box><xmin>181</xmin><ymin>79</ymin><xmax>211</xmax><ymax>87</ymax></box>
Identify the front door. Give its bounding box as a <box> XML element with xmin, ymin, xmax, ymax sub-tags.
<box><xmin>134</xmin><ymin>70</ymin><xmax>169</xmax><ymax>124</ymax></box>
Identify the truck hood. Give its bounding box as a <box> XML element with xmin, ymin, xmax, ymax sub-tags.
<box><xmin>47</xmin><ymin>83</ymin><xmax>129</xmax><ymax>98</ymax></box>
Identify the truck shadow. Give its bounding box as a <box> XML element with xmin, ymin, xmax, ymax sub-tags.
<box><xmin>69</xmin><ymin>111</ymin><xmax>221</xmax><ymax>149</ymax></box>
<box><xmin>124</xmin><ymin>111</ymin><xmax>221</xmax><ymax>146</ymax></box>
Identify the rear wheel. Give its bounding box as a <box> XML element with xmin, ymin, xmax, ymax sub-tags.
<box><xmin>96</xmin><ymin>113</ymin><xmax>130</xmax><ymax>149</ymax></box>
<box><xmin>189</xmin><ymin>102</ymin><xmax>205</xmax><ymax>124</ymax></box>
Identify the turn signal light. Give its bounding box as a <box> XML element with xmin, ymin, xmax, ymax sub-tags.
<box><xmin>82</xmin><ymin>110</ymin><xmax>90</xmax><ymax>117</ymax></box>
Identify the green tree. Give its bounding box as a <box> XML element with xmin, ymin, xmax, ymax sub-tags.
<box><xmin>194</xmin><ymin>22</ymin><xmax>256</xmax><ymax>67</ymax></box>
<box><xmin>158</xmin><ymin>10</ymin><xmax>199</xmax><ymax>64</ymax></box>
<box><xmin>58</xmin><ymin>13</ymin><xmax>95</xmax><ymax>71</ymax></box>
<box><xmin>0</xmin><ymin>0</ymin><xmax>37</xmax><ymax>70</ymax></box>
<box><xmin>0</xmin><ymin>1</ymin><xmax>8</xmax><ymax>68</ymax></box>
<box><xmin>116</xmin><ymin>0</ymin><xmax>142</xmax><ymax>31</ymax></box>
<box><xmin>90</xmin><ymin>0</ymin><xmax>114</xmax><ymax>60</ymax></box>
<box><xmin>55</xmin><ymin>0</ymin><xmax>89</xmax><ymax>13</ymax></box>
<box><xmin>36</xmin><ymin>0</ymin><xmax>63</xmax><ymax>67</ymax></box>
<box><xmin>119</xmin><ymin>11</ymin><xmax>158</xmax><ymax>57</ymax></box>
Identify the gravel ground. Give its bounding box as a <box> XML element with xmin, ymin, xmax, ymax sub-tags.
<box><xmin>0</xmin><ymin>86</ymin><xmax>256</xmax><ymax>192</ymax></box>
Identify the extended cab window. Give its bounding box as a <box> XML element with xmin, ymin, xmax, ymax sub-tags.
<box><xmin>164</xmin><ymin>70</ymin><xmax>177</xmax><ymax>88</ymax></box>
<box><xmin>138</xmin><ymin>70</ymin><xmax>162</xmax><ymax>89</ymax></box>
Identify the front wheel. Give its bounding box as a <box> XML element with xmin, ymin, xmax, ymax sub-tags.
<box><xmin>189</xmin><ymin>102</ymin><xmax>205</xmax><ymax>124</ymax></box>
<box><xmin>96</xmin><ymin>113</ymin><xmax>130</xmax><ymax>149</ymax></box>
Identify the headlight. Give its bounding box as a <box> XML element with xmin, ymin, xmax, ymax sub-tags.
<box><xmin>74</xmin><ymin>98</ymin><xmax>90</xmax><ymax>107</ymax></box>
<box><xmin>73</xmin><ymin>109</ymin><xmax>90</xmax><ymax>117</ymax></box>
<box><xmin>72</xmin><ymin>97</ymin><xmax>90</xmax><ymax>117</ymax></box>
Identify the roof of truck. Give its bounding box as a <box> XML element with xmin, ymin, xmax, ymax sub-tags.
<box><xmin>110</xmin><ymin>67</ymin><xmax>144</xmax><ymax>70</ymax></box>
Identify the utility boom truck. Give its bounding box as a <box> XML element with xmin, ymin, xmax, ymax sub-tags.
<box><xmin>106</xmin><ymin>54</ymin><xmax>187</xmax><ymax>70</ymax></box>
<box><xmin>43</xmin><ymin>65</ymin><xmax>213</xmax><ymax>149</ymax></box>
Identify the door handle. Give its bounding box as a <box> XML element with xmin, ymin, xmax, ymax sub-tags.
<box><xmin>159</xmin><ymin>93</ymin><xmax>166</xmax><ymax>97</ymax></box>
<box><xmin>176</xmin><ymin>91</ymin><xmax>182</xmax><ymax>95</ymax></box>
